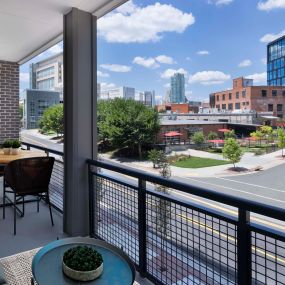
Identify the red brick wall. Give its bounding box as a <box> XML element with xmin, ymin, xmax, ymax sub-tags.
<box><xmin>0</xmin><ymin>61</ymin><xmax>19</xmax><ymax>144</ymax></box>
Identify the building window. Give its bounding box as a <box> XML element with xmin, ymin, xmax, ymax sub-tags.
<box><xmin>217</xmin><ymin>95</ymin><xmax>219</xmax><ymax>101</ymax></box>
<box><xmin>235</xmin><ymin>103</ymin><xmax>240</xmax><ymax>109</ymax></box>
<box><xmin>229</xmin><ymin>93</ymin><xmax>232</xmax><ymax>100</ymax></box>
<box><xmin>261</xmin><ymin>90</ymin><xmax>267</xmax><ymax>97</ymax></box>
<box><xmin>37</xmin><ymin>66</ymin><xmax>55</xmax><ymax>79</ymax></box>
<box><xmin>242</xmin><ymin>90</ymin><xmax>246</xmax><ymax>98</ymax></box>
<box><xmin>228</xmin><ymin>103</ymin><xmax>233</xmax><ymax>110</ymax></box>
<box><xmin>277</xmin><ymin>104</ymin><xmax>283</xmax><ymax>112</ymax></box>
<box><xmin>272</xmin><ymin>90</ymin><xmax>277</xmax><ymax>96</ymax></box>
<box><xmin>216</xmin><ymin>105</ymin><xmax>220</xmax><ymax>109</ymax></box>
<box><xmin>222</xmin><ymin>104</ymin><xmax>226</xmax><ymax>110</ymax></box>
<box><xmin>246</xmin><ymin>102</ymin><xmax>249</xmax><ymax>106</ymax></box>
<box><xmin>282</xmin><ymin>91</ymin><xmax>285</xmax><ymax>96</ymax></box>
<box><xmin>236</xmin><ymin>92</ymin><xmax>239</xmax><ymax>99</ymax></box>
<box><xmin>268</xmin><ymin>104</ymin><xmax>273</xmax><ymax>112</ymax></box>
<box><xmin>222</xmin><ymin>94</ymin><xmax>225</xmax><ymax>100</ymax></box>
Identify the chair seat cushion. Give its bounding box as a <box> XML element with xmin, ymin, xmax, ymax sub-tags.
<box><xmin>0</xmin><ymin>266</ymin><xmax>8</xmax><ymax>284</ymax></box>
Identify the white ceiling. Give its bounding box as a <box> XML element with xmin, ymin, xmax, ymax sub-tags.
<box><xmin>0</xmin><ymin>0</ymin><xmax>127</xmax><ymax>64</ymax></box>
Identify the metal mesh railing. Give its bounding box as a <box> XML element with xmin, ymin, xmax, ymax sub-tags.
<box><xmin>88</xmin><ymin>159</ymin><xmax>285</xmax><ymax>285</ymax></box>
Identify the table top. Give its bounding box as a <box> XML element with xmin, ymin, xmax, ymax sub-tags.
<box><xmin>0</xmin><ymin>150</ymin><xmax>45</xmax><ymax>164</ymax></box>
<box><xmin>32</xmin><ymin>237</ymin><xmax>136</xmax><ymax>285</ymax></box>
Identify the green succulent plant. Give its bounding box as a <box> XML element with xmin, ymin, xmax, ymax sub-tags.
<box><xmin>2</xmin><ymin>140</ymin><xmax>12</xmax><ymax>148</ymax></box>
<box><xmin>63</xmin><ymin>246</ymin><xmax>103</xmax><ymax>272</ymax></box>
<box><xmin>11</xmin><ymin>140</ymin><xmax>21</xmax><ymax>149</ymax></box>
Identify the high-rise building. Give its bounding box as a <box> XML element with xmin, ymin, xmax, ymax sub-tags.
<box><xmin>22</xmin><ymin>89</ymin><xmax>60</xmax><ymax>129</ymax></box>
<box><xmin>170</xmin><ymin>73</ymin><xmax>185</xmax><ymax>103</ymax></box>
<box><xmin>30</xmin><ymin>53</ymin><xmax>63</xmax><ymax>101</ymax></box>
<box><xmin>267</xmin><ymin>35</ymin><xmax>285</xmax><ymax>86</ymax></box>
<box><xmin>98</xmin><ymin>86</ymin><xmax>135</xmax><ymax>100</ymax></box>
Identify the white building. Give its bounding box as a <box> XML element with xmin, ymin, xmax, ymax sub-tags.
<box><xmin>30</xmin><ymin>53</ymin><xmax>63</xmax><ymax>101</ymax></box>
<box><xmin>98</xmin><ymin>86</ymin><xmax>135</xmax><ymax>100</ymax></box>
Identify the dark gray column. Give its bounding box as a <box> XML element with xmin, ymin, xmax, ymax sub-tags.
<box><xmin>63</xmin><ymin>8</ymin><xmax>97</xmax><ymax>236</ymax></box>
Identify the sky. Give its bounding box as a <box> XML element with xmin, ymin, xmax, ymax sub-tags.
<box><xmin>20</xmin><ymin>0</ymin><xmax>285</xmax><ymax>103</ymax></box>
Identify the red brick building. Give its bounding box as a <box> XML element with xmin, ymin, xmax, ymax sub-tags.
<box><xmin>156</xmin><ymin>103</ymin><xmax>199</xmax><ymax>114</ymax></box>
<box><xmin>210</xmin><ymin>77</ymin><xmax>285</xmax><ymax>118</ymax></box>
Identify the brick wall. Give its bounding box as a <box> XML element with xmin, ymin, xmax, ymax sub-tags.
<box><xmin>0</xmin><ymin>61</ymin><xmax>19</xmax><ymax>144</ymax></box>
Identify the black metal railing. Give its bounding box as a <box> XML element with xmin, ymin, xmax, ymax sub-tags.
<box><xmin>21</xmin><ymin>142</ymin><xmax>64</xmax><ymax>213</ymax></box>
<box><xmin>87</xmin><ymin>159</ymin><xmax>285</xmax><ymax>285</ymax></box>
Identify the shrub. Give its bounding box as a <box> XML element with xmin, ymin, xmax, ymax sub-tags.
<box><xmin>11</xmin><ymin>140</ymin><xmax>21</xmax><ymax>148</ymax></box>
<box><xmin>63</xmin><ymin>246</ymin><xmax>103</xmax><ymax>272</ymax></box>
<box><xmin>2</xmin><ymin>140</ymin><xmax>12</xmax><ymax>148</ymax></box>
<box><xmin>192</xmin><ymin>132</ymin><xmax>205</xmax><ymax>145</ymax></box>
<box><xmin>148</xmin><ymin>149</ymin><xmax>164</xmax><ymax>168</ymax></box>
<box><xmin>207</xmin><ymin>131</ymin><xmax>218</xmax><ymax>140</ymax></box>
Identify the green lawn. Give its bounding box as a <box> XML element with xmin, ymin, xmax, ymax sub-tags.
<box><xmin>172</xmin><ymin>156</ymin><xmax>230</xmax><ymax>168</ymax></box>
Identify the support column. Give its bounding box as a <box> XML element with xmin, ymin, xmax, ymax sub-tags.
<box><xmin>63</xmin><ymin>8</ymin><xmax>97</xmax><ymax>236</ymax></box>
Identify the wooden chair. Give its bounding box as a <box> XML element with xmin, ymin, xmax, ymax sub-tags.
<box><xmin>2</xmin><ymin>157</ymin><xmax>55</xmax><ymax>235</ymax></box>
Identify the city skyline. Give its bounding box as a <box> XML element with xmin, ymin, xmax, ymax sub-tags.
<box><xmin>20</xmin><ymin>0</ymin><xmax>285</xmax><ymax>103</ymax></box>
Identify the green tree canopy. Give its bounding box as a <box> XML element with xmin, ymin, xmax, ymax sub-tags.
<box><xmin>224</xmin><ymin>129</ymin><xmax>235</xmax><ymax>139</ymax></box>
<box><xmin>40</xmin><ymin>104</ymin><xmax>64</xmax><ymax>136</ymax></box>
<box><xmin>277</xmin><ymin>127</ymin><xmax>285</xmax><ymax>157</ymax></box>
<box><xmin>192</xmin><ymin>132</ymin><xmax>205</xmax><ymax>145</ymax></box>
<box><xmin>222</xmin><ymin>138</ymin><xmax>243</xmax><ymax>168</ymax></box>
<box><xmin>97</xmin><ymin>98</ymin><xmax>160</xmax><ymax>159</ymax></box>
<box><xmin>207</xmin><ymin>131</ymin><xmax>218</xmax><ymax>140</ymax></box>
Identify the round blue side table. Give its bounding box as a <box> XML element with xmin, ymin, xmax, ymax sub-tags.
<box><xmin>31</xmin><ymin>237</ymin><xmax>135</xmax><ymax>285</ymax></box>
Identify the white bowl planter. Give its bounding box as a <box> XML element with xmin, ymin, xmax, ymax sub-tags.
<box><xmin>11</xmin><ymin>148</ymin><xmax>20</xmax><ymax>155</ymax></box>
<box><xmin>3</xmin><ymin>148</ymin><xmax>11</xmax><ymax>155</ymax></box>
<box><xmin>62</xmin><ymin>261</ymin><xmax>103</xmax><ymax>282</ymax></box>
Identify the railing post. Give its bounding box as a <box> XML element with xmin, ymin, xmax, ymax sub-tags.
<box><xmin>138</xmin><ymin>178</ymin><xmax>147</xmax><ymax>277</ymax></box>
<box><xmin>88</xmin><ymin>164</ymin><xmax>95</xmax><ymax>237</ymax></box>
<box><xmin>237</xmin><ymin>208</ymin><xmax>251</xmax><ymax>285</ymax></box>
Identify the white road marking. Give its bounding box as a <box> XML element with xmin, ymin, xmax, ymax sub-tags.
<box><xmin>180</xmin><ymin>177</ymin><xmax>285</xmax><ymax>204</ymax></box>
<box><xmin>216</xmin><ymin>177</ymin><xmax>285</xmax><ymax>194</ymax></box>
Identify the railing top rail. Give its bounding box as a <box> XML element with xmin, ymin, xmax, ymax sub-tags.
<box><xmin>87</xmin><ymin>158</ymin><xmax>285</xmax><ymax>222</ymax></box>
<box><xmin>21</xmin><ymin>141</ymin><xmax>64</xmax><ymax>157</ymax></box>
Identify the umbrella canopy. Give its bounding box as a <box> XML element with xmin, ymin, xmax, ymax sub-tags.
<box><xmin>208</xmin><ymin>139</ymin><xmax>225</xmax><ymax>143</ymax></box>
<box><xmin>218</xmin><ymin>128</ymin><xmax>231</xmax><ymax>133</ymax></box>
<box><xmin>245</xmin><ymin>137</ymin><xmax>258</xmax><ymax>141</ymax></box>
<box><xmin>277</xmin><ymin>123</ymin><xmax>285</xmax><ymax>127</ymax></box>
<box><xmin>164</xmin><ymin>131</ymin><xmax>182</xmax><ymax>137</ymax></box>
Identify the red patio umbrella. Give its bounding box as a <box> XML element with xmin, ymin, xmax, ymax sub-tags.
<box><xmin>218</xmin><ymin>128</ymin><xmax>231</xmax><ymax>133</ymax></box>
<box><xmin>208</xmin><ymin>139</ymin><xmax>225</xmax><ymax>143</ymax></box>
<box><xmin>164</xmin><ymin>131</ymin><xmax>182</xmax><ymax>137</ymax></box>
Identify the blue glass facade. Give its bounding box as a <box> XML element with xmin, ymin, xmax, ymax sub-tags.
<box><xmin>267</xmin><ymin>36</ymin><xmax>285</xmax><ymax>86</ymax></box>
<box><xmin>170</xmin><ymin>73</ymin><xmax>185</xmax><ymax>103</ymax></box>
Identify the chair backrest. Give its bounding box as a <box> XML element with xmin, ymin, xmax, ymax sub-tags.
<box><xmin>4</xmin><ymin>157</ymin><xmax>55</xmax><ymax>195</ymax></box>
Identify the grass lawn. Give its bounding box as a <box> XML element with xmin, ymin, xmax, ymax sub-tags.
<box><xmin>172</xmin><ymin>156</ymin><xmax>230</xmax><ymax>168</ymax></box>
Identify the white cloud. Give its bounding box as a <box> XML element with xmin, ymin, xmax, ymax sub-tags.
<box><xmin>261</xmin><ymin>58</ymin><xmax>267</xmax><ymax>65</ymax></box>
<box><xmin>161</xmin><ymin>68</ymin><xmax>188</xmax><ymax>79</ymax></box>
<box><xmin>133</xmin><ymin>54</ymin><xmax>175</xmax><ymax>68</ymax></box>
<box><xmin>98</xmin><ymin>1</ymin><xmax>195</xmax><ymax>43</ymax></box>
<box><xmin>197</xmin><ymin>50</ymin><xmax>210</xmax><ymax>55</ymax></box>
<box><xmin>238</xmin><ymin>59</ymin><xmax>252</xmax><ymax>67</ymax></box>
<box><xmin>260</xmin><ymin>30</ymin><xmax>285</xmax><ymax>43</ymax></box>
<box><xmin>133</xmin><ymin>57</ymin><xmax>159</xmax><ymax>69</ymax></box>
<box><xmin>100</xmin><ymin>64</ymin><xmax>132</xmax><ymax>72</ymax></box>
<box><xmin>97</xmin><ymin>70</ymin><xmax>110</xmax><ymax>78</ymax></box>
<box><xmin>155</xmin><ymin>55</ymin><xmax>175</xmax><ymax>64</ymax></box>
<box><xmin>48</xmin><ymin>44</ymin><xmax>63</xmax><ymax>54</ymax></box>
<box><xmin>246</xmin><ymin>72</ymin><xmax>267</xmax><ymax>84</ymax></box>
<box><xmin>20</xmin><ymin>72</ymin><xmax>29</xmax><ymax>82</ymax></box>
<box><xmin>189</xmin><ymin>71</ymin><xmax>231</xmax><ymax>85</ymax></box>
<box><xmin>100</xmin><ymin>82</ymin><xmax>116</xmax><ymax>89</ymax></box>
<box><xmin>209</xmin><ymin>0</ymin><xmax>234</xmax><ymax>6</ymax></box>
<box><xmin>163</xmin><ymin>83</ymin><xmax>171</xmax><ymax>88</ymax></box>
<box><xmin>258</xmin><ymin>0</ymin><xmax>285</xmax><ymax>11</ymax></box>
<box><xmin>186</xmin><ymin>57</ymin><xmax>191</xmax><ymax>61</ymax></box>
<box><xmin>185</xmin><ymin>90</ymin><xmax>193</xmax><ymax>99</ymax></box>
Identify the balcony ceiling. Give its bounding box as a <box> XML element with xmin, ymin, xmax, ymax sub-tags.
<box><xmin>0</xmin><ymin>0</ymin><xmax>127</xmax><ymax>64</ymax></box>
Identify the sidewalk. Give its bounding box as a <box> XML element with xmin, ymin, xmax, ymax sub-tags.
<box><xmin>101</xmin><ymin>148</ymin><xmax>285</xmax><ymax>178</ymax></box>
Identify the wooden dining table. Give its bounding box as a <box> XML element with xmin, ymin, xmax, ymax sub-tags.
<box><xmin>0</xmin><ymin>149</ymin><xmax>46</xmax><ymax>165</ymax></box>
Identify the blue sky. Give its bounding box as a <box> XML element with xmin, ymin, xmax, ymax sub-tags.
<box><xmin>20</xmin><ymin>0</ymin><xmax>285</xmax><ymax>103</ymax></box>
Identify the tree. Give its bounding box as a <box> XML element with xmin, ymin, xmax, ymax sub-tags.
<box><xmin>148</xmin><ymin>149</ymin><xmax>164</xmax><ymax>168</ymax></box>
<box><xmin>97</xmin><ymin>98</ymin><xmax>160</xmax><ymax>160</ymax></box>
<box><xmin>192</xmin><ymin>132</ymin><xmax>205</xmax><ymax>145</ymax></box>
<box><xmin>224</xmin><ymin>130</ymin><xmax>236</xmax><ymax>139</ymax></box>
<box><xmin>207</xmin><ymin>131</ymin><xmax>218</xmax><ymax>140</ymax></box>
<box><xmin>40</xmin><ymin>104</ymin><xmax>64</xmax><ymax>137</ymax></box>
<box><xmin>222</xmin><ymin>138</ymin><xmax>243</xmax><ymax>168</ymax></box>
<box><xmin>277</xmin><ymin>127</ymin><xmax>285</xmax><ymax>157</ymax></box>
<box><xmin>152</xmin><ymin>152</ymin><xmax>171</xmax><ymax>271</ymax></box>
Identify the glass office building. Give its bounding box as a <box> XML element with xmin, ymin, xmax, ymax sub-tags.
<box><xmin>170</xmin><ymin>73</ymin><xmax>186</xmax><ymax>103</ymax></box>
<box><xmin>267</xmin><ymin>35</ymin><xmax>285</xmax><ymax>86</ymax></box>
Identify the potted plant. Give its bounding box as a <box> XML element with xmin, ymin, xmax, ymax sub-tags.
<box><xmin>62</xmin><ymin>246</ymin><xmax>103</xmax><ymax>282</ymax></box>
<box><xmin>11</xmin><ymin>140</ymin><xmax>21</xmax><ymax>155</ymax></box>
<box><xmin>2</xmin><ymin>140</ymin><xmax>12</xmax><ymax>155</ymax></box>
